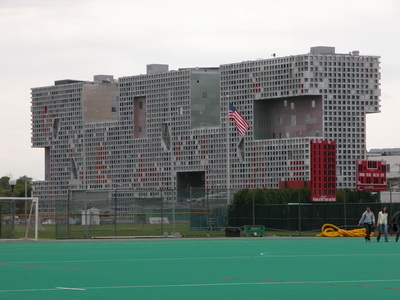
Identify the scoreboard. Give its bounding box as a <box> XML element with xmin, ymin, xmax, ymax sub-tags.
<box><xmin>356</xmin><ymin>160</ymin><xmax>387</xmax><ymax>191</ymax></box>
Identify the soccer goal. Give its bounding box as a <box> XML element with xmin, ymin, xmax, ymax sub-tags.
<box><xmin>0</xmin><ymin>197</ymin><xmax>39</xmax><ymax>240</ymax></box>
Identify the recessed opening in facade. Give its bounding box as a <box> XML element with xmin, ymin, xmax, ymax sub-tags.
<box><xmin>253</xmin><ymin>95</ymin><xmax>323</xmax><ymax>140</ymax></box>
<box><xmin>134</xmin><ymin>96</ymin><xmax>147</xmax><ymax>138</ymax></box>
<box><xmin>177</xmin><ymin>171</ymin><xmax>206</xmax><ymax>201</ymax></box>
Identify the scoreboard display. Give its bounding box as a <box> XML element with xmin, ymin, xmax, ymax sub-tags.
<box><xmin>356</xmin><ymin>160</ymin><xmax>387</xmax><ymax>191</ymax></box>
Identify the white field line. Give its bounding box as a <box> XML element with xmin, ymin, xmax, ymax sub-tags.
<box><xmin>1</xmin><ymin>279</ymin><xmax>400</xmax><ymax>293</ymax></box>
<box><xmin>2</xmin><ymin>252</ymin><xmax>400</xmax><ymax>265</ymax></box>
<box><xmin>56</xmin><ymin>287</ymin><xmax>86</xmax><ymax>291</ymax></box>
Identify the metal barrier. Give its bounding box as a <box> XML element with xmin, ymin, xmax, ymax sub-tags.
<box><xmin>55</xmin><ymin>189</ymin><xmax>229</xmax><ymax>239</ymax></box>
<box><xmin>49</xmin><ymin>188</ymin><xmax>399</xmax><ymax>238</ymax></box>
<box><xmin>228</xmin><ymin>202</ymin><xmax>400</xmax><ymax>233</ymax></box>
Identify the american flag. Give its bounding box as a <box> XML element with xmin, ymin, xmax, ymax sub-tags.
<box><xmin>229</xmin><ymin>103</ymin><xmax>249</xmax><ymax>135</ymax></box>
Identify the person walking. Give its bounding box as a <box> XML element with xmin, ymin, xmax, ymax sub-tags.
<box><xmin>358</xmin><ymin>206</ymin><xmax>375</xmax><ymax>242</ymax></box>
<box><xmin>376</xmin><ymin>206</ymin><xmax>389</xmax><ymax>242</ymax></box>
<box><xmin>396</xmin><ymin>212</ymin><xmax>400</xmax><ymax>242</ymax></box>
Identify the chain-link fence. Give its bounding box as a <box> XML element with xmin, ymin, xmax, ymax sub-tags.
<box><xmin>0</xmin><ymin>198</ymin><xmax>38</xmax><ymax>239</ymax></box>
<box><xmin>55</xmin><ymin>189</ymin><xmax>229</xmax><ymax>239</ymax></box>
<box><xmin>0</xmin><ymin>199</ymin><xmax>15</xmax><ymax>238</ymax></box>
<box><xmin>228</xmin><ymin>202</ymin><xmax>400</xmax><ymax>233</ymax></box>
<box><xmin>51</xmin><ymin>188</ymin><xmax>399</xmax><ymax>238</ymax></box>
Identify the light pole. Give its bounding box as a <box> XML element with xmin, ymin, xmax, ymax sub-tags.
<box><xmin>24</xmin><ymin>178</ymin><xmax>32</xmax><ymax>221</ymax></box>
<box><xmin>8</xmin><ymin>178</ymin><xmax>17</xmax><ymax>238</ymax></box>
<box><xmin>8</xmin><ymin>178</ymin><xmax>17</xmax><ymax>196</ymax></box>
<box><xmin>389</xmin><ymin>183</ymin><xmax>393</xmax><ymax>216</ymax></box>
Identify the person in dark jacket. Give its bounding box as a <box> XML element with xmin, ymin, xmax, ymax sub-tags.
<box><xmin>396</xmin><ymin>212</ymin><xmax>400</xmax><ymax>242</ymax></box>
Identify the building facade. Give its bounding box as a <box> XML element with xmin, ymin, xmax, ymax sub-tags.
<box><xmin>368</xmin><ymin>149</ymin><xmax>400</xmax><ymax>192</ymax></box>
<box><xmin>31</xmin><ymin>47</ymin><xmax>381</xmax><ymax>213</ymax></box>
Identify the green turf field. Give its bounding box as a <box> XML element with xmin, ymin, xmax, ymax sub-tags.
<box><xmin>1</xmin><ymin>237</ymin><xmax>399</xmax><ymax>300</ymax></box>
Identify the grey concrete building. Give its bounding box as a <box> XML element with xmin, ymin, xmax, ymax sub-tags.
<box><xmin>220</xmin><ymin>46</ymin><xmax>381</xmax><ymax>190</ymax></box>
<box><xmin>31</xmin><ymin>47</ymin><xmax>381</xmax><ymax>213</ymax></box>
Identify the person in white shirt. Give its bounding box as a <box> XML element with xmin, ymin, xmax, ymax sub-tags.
<box><xmin>376</xmin><ymin>206</ymin><xmax>389</xmax><ymax>242</ymax></box>
<box><xmin>358</xmin><ymin>206</ymin><xmax>375</xmax><ymax>242</ymax></box>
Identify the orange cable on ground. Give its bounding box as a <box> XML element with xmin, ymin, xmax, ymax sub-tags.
<box><xmin>316</xmin><ymin>223</ymin><xmax>375</xmax><ymax>237</ymax></box>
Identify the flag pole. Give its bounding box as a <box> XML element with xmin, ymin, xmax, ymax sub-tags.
<box><xmin>226</xmin><ymin>101</ymin><xmax>249</xmax><ymax>205</ymax></box>
<box><xmin>226</xmin><ymin>101</ymin><xmax>231</xmax><ymax>205</ymax></box>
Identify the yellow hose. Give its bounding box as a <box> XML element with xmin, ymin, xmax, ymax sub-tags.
<box><xmin>316</xmin><ymin>223</ymin><xmax>375</xmax><ymax>237</ymax></box>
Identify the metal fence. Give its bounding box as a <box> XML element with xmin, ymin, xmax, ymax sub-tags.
<box><xmin>55</xmin><ymin>189</ymin><xmax>229</xmax><ymax>239</ymax></box>
<box><xmin>49</xmin><ymin>187</ymin><xmax>400</xmax><ymax>238</ymax></box>
<box><xmin>228</xmin><ymin>202</ymin><xmax>400</xmax><ymax>233</ymax></box>
<box><xmin>0</xmin><ymin>198</ymin><xmax>38</xmax><ymax>239</ymax></box>
<box><xmin>0</xmin><ymin>199</ymin><xmax>15</xmax><ymax>238</ymax></box>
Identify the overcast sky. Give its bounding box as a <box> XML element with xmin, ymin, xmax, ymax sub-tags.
<box><xmin>1</xmin><ymin>0</ymin><xmax>399</xmax><ymax>181</ymax></box>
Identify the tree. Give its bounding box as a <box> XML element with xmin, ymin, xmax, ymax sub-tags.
<box><xmin>232</xmin><ymin>188</ymin><xmax>310</xmax><ymax>205</ymax></box>
<box><xmin>0</xmin><ymin>176</ymin><xmax>12</xmax><ymax>197</ymax></box>
<box><xmin>232</xmin><ymin>188</ymin><xmax>377</xmax><ymax>205</ymax></box>
<box><xmin>232</xmin><ymin>189</ymin><xmax>252</xmax><ymax>205</ymax></box>
<box><xmin>0</xmin><ymin>176</ymin><xmax>33</xmax><ymax>217</ymax></box>
<box><xmin>0</xmin><ymin>176</ymin><xmax>33</xmax><ymax>197</ymax></box>
<box><xmin>336</xmin><ymin>189</ymin><xmax>378</xmax><ymax>203</ymax></box>
<box><xmin>14</xmin><ymin>176</ymin><xmax>33</xmax><ymax>197</ymax></box>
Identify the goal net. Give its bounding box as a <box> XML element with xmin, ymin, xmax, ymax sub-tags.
<box><xmin>0</xmin><ymin>197</ymin><xmax>39</xmax><ymax>240</ymax></box>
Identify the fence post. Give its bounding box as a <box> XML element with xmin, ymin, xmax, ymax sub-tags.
<box><xmin>344</xmin><ymin>192</ymin><xmax>347</xmax><ymax>230</ymax></box>
<box><xmin>67</xmin><ymin>189</ymin><xmax>71</xmax><ymax>238</ymax></box>
<box><xmin>389</xmin><ymin>186</ymin><xmax>393</xmax><ymax>219</ymax></box>
<box><xmin>160</xmin><ymin>189</ymin><xmax>164</xmax><ymax>235</ymax></box>
<box><xmin>298</xmin><ymin>190</ymin><xmax>301</xmax><ymax>236</ymax></box>
<box><xmin>252</xmin><ymin>190</ymin><xmax>255</xmax><ymax>225</ymax></box>
<box><xmin>172</xmin><ymin>189</ymin><xmax>176</xmax><ymax>235</ymax></box>
<box><xmin>114</xmin><ymin>189</ymin><xmax>117</xmax><ymax>236</ymax></box>
<box><xmin>206</xmin><ymin>189</ymin><xmax>210</xmax><ymax>232</ymax></box>
<box><xmin>84</xmin><ymin>190</ymin><xmax>88</xmax><ymax>238</ymax></box>
<box><xmin>11</xmin><ymin>199</ymin><xmax>15</xmax><ymax>239</ymax></box>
